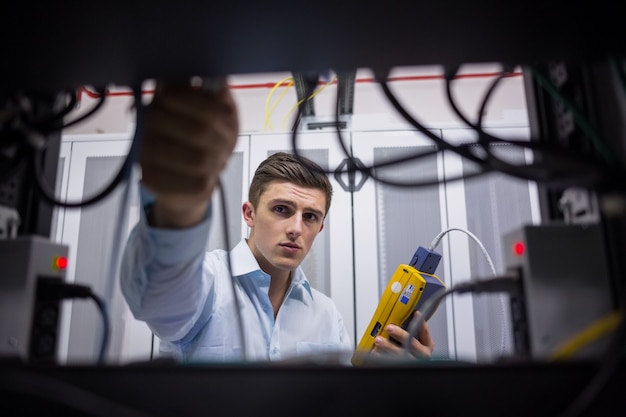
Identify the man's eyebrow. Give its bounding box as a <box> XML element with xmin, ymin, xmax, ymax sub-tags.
<box><xmin>269</xmin><ymin>198</ymin><xmax>325</xmax><ymax>217</ymax></box>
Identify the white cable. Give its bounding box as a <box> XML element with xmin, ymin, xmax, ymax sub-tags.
<box><xmin>429</xmin><ymin>227</ymin><xmax>508</xmax><ymax>358</ymax></box>
<box><xmin>429</xmin><ymin>227</ymin><xmax>496</xmax><ymax>277</ymax></box>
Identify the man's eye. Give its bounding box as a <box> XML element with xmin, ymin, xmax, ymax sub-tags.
<box><xmin>274</xmin><ymin>206</ymin><xmax>287</xmax><ymax>214</ymax></box>
<box><xmin>304</xmin><ymin>213</ymin><xmax>318</xmax><ymax>222</ymax></box>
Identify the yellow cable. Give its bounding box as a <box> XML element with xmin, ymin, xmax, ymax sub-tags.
<box><xmin>281</xmin><ymin>76</ymin><xmax>337</xmax><ymax>131</ymax></box>
<box><xmin>266</xmin><ymin>80</ymin><xmax>293</xmax><ymax>131</ymax></box>
<box><xmin>550</xmin><ymin>310</ymin><xmax>623</xmax><ymax>361</ymax></box>
<box><xmin>264</xmin><ymin>76</ymin><xmax>292</xmax><ymax>131</ymax></box>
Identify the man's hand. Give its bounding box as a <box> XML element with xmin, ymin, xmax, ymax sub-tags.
<box><xmin>140</xmin><ymin>79</ymin><xmax>239</xmax><ymax>228</ymax></box>
<box><xmin>372</xmin><ymin>311</ymin><xmax>435</xmax><ymax>360</ymax></box>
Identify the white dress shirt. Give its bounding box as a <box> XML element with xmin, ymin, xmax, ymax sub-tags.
<box><xmin>120</xmin><ymin>199</ymin><xmax>353</xmax><ymax>364</ymax></box>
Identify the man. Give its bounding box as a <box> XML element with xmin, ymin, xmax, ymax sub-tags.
<box><xmin>120</xmin><ymin>80</ymin><xmax>434</xmax><ymax>364</ymax></box>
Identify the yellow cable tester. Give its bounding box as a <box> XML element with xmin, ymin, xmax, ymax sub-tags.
<box><xmin>352</xmin><ymin>246</ymin><xmax>446</xmax><ymax>366</ymax></box>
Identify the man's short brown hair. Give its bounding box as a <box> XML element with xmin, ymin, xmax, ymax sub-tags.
<box><xmin>248</xmin><ymin>152</ymin><xmax>333</xmax><ymax>217</ymax></box>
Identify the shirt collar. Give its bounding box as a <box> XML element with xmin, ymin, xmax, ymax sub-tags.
<box><xmin>229</xmin><ymin>239</ymin><xmax>313</xmax><ymax>298</ymax></box>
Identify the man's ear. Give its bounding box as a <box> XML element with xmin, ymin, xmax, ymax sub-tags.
<box><xmin>242</xmin><ymin>201</ymin><xmax>254</xmax><ymax>227</ymax></box>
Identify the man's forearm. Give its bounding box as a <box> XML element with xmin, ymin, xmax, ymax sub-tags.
<box><xmin>149</xmin><ymin>198</ymin><xmax>212</xmax><ymax>229</ymax></box>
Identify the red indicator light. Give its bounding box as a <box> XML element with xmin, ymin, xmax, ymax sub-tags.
<box><xmin>512</xmin><ymin>241</ymin><xmax>525</xmax><ymax>256</ymax></box>
<box><xmin>54</xmin><ymin>256</ymin><xmax>68</xmax><ymax>270</ymax></box>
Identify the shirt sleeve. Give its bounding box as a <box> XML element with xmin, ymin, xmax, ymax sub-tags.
<box><xmin>119</xmin><ymin>184</ymin><xmax>214</xmax><ymax>342</ymax></box>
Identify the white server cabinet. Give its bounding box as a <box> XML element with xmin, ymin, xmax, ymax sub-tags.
<box><xmin>439</xmin><ymin>126</ymin><xmax>541</xmax><ymax>362</ymax></box>
<box><xmin>54</xmin><ymin>135</ymin><xmax>141</xmax><ymax>364</ymax></box>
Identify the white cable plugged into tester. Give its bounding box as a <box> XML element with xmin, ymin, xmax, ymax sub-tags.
<box><xmin>351</xmin><ymin>227</ymin><xmax>505</xmax><ymax>366</ymax></box>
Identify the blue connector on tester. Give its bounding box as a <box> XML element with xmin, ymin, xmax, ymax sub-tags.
<box><xmin>408</xmin><ymin>246</ymin><xmax>445</xmax><ymax>321</ymax></box>
<box><xmin>409</xmin><ymin>246</ymin><xmax>442</xmax><ymax>274</ymax></box>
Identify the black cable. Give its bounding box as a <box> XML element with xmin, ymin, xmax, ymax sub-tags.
<box><xmin>88</xmin><ymin>291</ymin><xmax>110</xmax><ymax>365</ymax></box>
<box><xmin>39</xmin><ymin>279</ymin><xmax>110</xmax><ymax>364</ymax></box>
<box><xmin>326</xmin><ymin>70</ymin><xmax>495</xmax><ymax>187</ymax></box>
<box><xmin>354</xmin><ymin>66</ymin><xmax>619</xmax><ymax>190</ymax></box>
<box><xmin>333</xmin><ymin>82</ymin><xmax>496</xmax><ymax>188</ymax></box>
<box><xmin>443</xmin><ymin>68</ymin><xmax>546</xmax><ymax>182</ymax></box>
<box><xmin>444</xmin><ymin>65</ymin><xmax>531</xmax><ymax>152</ymax></box>
<box><xmin>34</xmin><ymin>90</ymin><xmax>80</xmax><ymax>134</ymax></box>
<box><xmin>217</xmin><ymin>178</ymin><xmax>248</xmax><ymax>361</ymax></box>
<box><xmin>53</xmin><ymin>91</ymin><xmax>79</xmax><ymax>123</ymax></box>
<box><xmin>287</xmin><ymin>72</ymin><xmax>495</xmax><ymax>189</ymax></box>
<box><xmin>289</xmin><ymin>73</ymin><xmax>330</xmax><ymax>173</ymax></box>
<box><xmin>443</xmin><ymin>66</ymin><xmax>616</xmax><ymax>188</ymax></box>
<box><xmin>327</xmin><ymin>80</ymin><xmax>439</xmax><ymax>172</ymax></box>
<box><xmin>403</xmin><ymin>272</ymin><xmax>522</xmax><ymax>356</ymax></box>
<box><xmin>309</xmin><ymin>64</ymin><xmax>613</xmax><ymax>190</ymax></box>
<box><xmin>150</xmin><ymin>332</ymin><xmax>155</xmax><ymax>360</ymax></box>
<box><xmin>344</xmin><ymin>70</ymin><xmax>498</xmax><ymax>187</ymax></box>
<box><xmin>60</xmin><ymin>87</ymin><xmax>107</xmax><ymax>130</ymax></box>
<box><xmin>288</xmin><ymin>69</ymin><xmax>540</xmax><ymax>189</ymax></box>
<box><xmin>375</xmin><ymin>70</ymin><xmax>488</xmax><ymax>166</ymax></box>
<box><xmin>475</xmin><ymin>69</ymin><xmax>510</xmax><ymax>132</ymax></box>
<box><xmin>31</xmin><ymin>84</ymin><xmax>145</xmax><ymax>208</ymax></box>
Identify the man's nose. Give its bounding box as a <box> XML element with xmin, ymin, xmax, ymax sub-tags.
<box><xmin>286</xmin><ymin>215</ymin><xmax>303</xmax><ymax>237</ymax></box>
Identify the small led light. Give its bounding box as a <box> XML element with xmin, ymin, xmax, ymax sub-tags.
<box><xmin>54</xmin><ymin>256</ymin><xmax>68</xmax><ymax>270</ymax></box>
<box><xmin>512</xmin><ymin>241</ymin><xmax>525</xmax><ymax>256</ymax></box>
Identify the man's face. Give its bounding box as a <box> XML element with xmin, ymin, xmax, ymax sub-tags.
<box><xmin>243</xmin><ymin>180</ymin><xmax>326</xmax><ymax>278</ymax></box>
